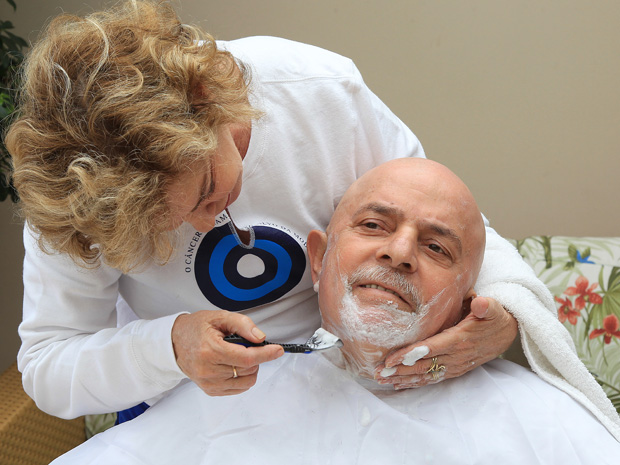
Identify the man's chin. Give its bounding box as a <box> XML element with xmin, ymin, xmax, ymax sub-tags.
<box><xmin>331</xmin><ymin>338</ymin><xmax>387</xmax><ymax>379</ymax></box>
<box><xmin>352</xmin><ymin>290</ymin><xmax>413</xmax><ymax>315</ymax></box>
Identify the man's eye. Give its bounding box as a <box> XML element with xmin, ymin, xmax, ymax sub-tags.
<box><xmin>428</xmin><ymin>243</ymin><xmax>445</xmax><ymax>254</ymax></box>
<box><xmin>363</xmin><ymin>221</ymin><xmax>381</xmax><ymax>229</ymax></box>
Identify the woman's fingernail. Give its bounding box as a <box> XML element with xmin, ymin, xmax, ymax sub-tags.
<box><xmin>252</xmin><ymin>327</ymin><xmax>266</xmax><ymax>339</ymax></box>
<box><xmin>380</xmin><ymin>366</ymin><xmax>397</xmax><ymax>377</ymax></box>
<box><xmin>402</xmin><ymin>346</ymin><xmax>430</xmax><ymax>366</ymax></box>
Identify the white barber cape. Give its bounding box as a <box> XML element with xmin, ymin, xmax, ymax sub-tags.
<box><xmin>53</xmin><ymin>355</ymin><xmax>619</xmax><ymax>465</ymax></box>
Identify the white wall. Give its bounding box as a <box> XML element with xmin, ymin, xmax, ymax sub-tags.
<box><xmin>1</xmin><ymin>0</ymin><xmax>619</xmax><ymax>371</ymax></box>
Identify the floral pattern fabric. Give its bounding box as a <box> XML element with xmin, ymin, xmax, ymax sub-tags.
<box><xmin>511</xmin><ymin>236</ymin><xmax>620</xmax><ymax>414</ymax></box>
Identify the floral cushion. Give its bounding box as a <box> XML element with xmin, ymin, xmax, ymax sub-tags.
<box><xmin>511</xmin><ymin>236</ymin><xmax>620</xmax><ymax>414</ymax></box>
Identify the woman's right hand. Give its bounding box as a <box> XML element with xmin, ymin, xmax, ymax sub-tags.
<box><xmin>171</xmin><ymin>310</ymin><xmax>284</xmax><ymax>396</ymax></box>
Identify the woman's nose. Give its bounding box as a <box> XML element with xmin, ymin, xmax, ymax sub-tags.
<box><xmin>187</xmin><ymin>216</ymin><xmax>215</xmax><ymax>233</ymax></box>
<box><xmin>376</xmin><ymin>229</ymin><xmax>418</xmax><ymax>273</ymax></box>
<box><xmin>185</xmin><ymin>207</ymin><xmax>216</xmax><ymax>233</ymax></box>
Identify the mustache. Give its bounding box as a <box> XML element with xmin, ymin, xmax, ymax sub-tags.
<box><xmin>347</xmin><ymin>265</ymin><xmax>423</xmax><ymax>310</ymax></box>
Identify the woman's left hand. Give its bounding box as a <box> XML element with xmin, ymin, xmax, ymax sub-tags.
<box><xmin>374</xmin><ymin>296</ymin><xmax>518</xmax><ymax>389</ymax></box>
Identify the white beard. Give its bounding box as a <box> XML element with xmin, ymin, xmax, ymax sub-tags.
<box><xmin>337</xmin><ymin>281</ymin><xmax>431</xmax><ymax>350</ymax></box>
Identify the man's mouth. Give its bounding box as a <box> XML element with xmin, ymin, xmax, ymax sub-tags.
<box><xmin>360</xmin><ymin>283</ymin><xmax>401</xmax><ymax>298</ymax></box>
<box><xmin>347</xmin><ymin>265</ymin><xmax>422</xmax><ymax>312</ymax></box>
<box><xmin>358</xmin><ymin>283</ymin><xmax>409</xmax><ymax>307</ymax></box>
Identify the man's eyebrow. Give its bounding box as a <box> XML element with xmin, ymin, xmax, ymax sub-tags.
<box><xmin>190</xmin><ymin>169</ymin><xmax>215</xmax><ymax>213</ymax></box>
<box><xmin>353</xmin><ymin>202</ymin><xmax>463</xmax><ymax>254</ymax></box>
<box><xmin>353</xmin><ymin>202</ymin><xmax>401</xmax><ymax>218</ymax></box>
<box><xmin>423</xmin><ymin>221</ymin><xmax>463</xmax><ymax>254</ymax></box>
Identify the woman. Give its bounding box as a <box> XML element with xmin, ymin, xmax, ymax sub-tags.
<box><xmin>7</xmin><ymin>1</ymin><xmax>521</xmax><ymax>419</ymax></box>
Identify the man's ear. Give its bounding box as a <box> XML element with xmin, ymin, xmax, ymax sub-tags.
<box><xmin>461</xmin><ymin>288</ymin><xmax>478</xmax><ymax>315</ymax></box>
<box><xmin>307</xmin><ymin>230</ymin><xmax>328</xmax><ymax>283</ymax></box>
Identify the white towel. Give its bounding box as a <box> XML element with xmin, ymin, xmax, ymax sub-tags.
<box><xmin>476</xmin><ymin>229</ymin><xmax>620</xmax><ymax>441</ymax></box>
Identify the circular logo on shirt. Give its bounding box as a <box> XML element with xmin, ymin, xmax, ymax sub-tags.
<box><xmin>194</xmin><ymin>224</ymin><xmax>306</xmax><ymax>311</ymax></box>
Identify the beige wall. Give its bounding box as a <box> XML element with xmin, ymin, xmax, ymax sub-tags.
<box><xmin>1</xmin><ymin>0</ymin><xmax>618</xmax><ymax>371</ymax></box>
<box><xmin>0</xmin><ymin>201</ymin><xmax>23</xmax><ymax>372</ymax></box>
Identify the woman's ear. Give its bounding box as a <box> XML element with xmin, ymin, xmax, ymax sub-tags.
<box><xmin>189</xmin><ymin>80</ymin><xmax>211</xmax><ymax>113</ymax></box>
<box><xmin>307</xmin><ymin>230</ymin><xmax>328</xmax><ymax>284</ymax></box>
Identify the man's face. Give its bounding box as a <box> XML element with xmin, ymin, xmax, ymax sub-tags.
<box><xmin>308</xmin><ymin>158</ymin><xmax>485</xmax><ymax>377</ymax></box>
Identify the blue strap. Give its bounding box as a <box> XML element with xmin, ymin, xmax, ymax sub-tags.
<box><xmin>116</xmin><ymin>402</ymin><xmax>150</xmax><ymax>425</ymax></box>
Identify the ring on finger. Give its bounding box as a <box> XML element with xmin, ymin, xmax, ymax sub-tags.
<box><xmin>425</xmin><ymin>357</ymin><xmax>446</xmax><ymax>380</ymax></box>
<box><xmin>232</xmin><ymin>366</ymin><xmax>238</xmax><ymax>379</ymax></box>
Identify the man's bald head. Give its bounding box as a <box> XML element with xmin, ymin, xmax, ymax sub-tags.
<box><xmin>331</xmin><ymin>158</ymin><xmax>485</xmax><ymax>264</ymax></box>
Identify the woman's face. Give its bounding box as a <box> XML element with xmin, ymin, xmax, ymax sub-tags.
<box><xmin>166</xmin><ymin>125</ymin><xmax>244</xmax><ymax>232</ymax></box>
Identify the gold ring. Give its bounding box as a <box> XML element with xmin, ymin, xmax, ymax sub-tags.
<box><xmin>425</xmin><ymin>357</ymin><xmax>446</xmax><ymax>381</ymax></box>
<box><xmin>232</xmin><ymin>366</ymin><xmax>238</xmax><ymax>379</ymax></box>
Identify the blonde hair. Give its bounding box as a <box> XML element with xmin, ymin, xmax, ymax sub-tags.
<box><xmin>7</xmin><ymin>0</ymin><xmax>259</xmax><ymax>272</ymax></box>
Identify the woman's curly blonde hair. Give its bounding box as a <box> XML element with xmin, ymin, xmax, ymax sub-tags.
<box><xmin>6</xmin><ymin>0</ymin><xmax>259</xmax><ymax>273</ymax></box>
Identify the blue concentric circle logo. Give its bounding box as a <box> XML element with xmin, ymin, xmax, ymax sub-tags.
<box><xmin>194</xmin><ymin>224</ymin><xmax>306</xmax><ymax>311</ymax></box>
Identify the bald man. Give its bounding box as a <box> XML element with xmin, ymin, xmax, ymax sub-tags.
<box><xmin>52</xmin><ymin>159</ymin><xmax>619</xmax><ymax>465</ymax></box>
<box><xmin>307</xmin><ymin>157</ymin><xmax>486</xmax><ymax>380</ymax></box>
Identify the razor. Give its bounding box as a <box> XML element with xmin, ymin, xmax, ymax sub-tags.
<box><xmin>224</xmin><ymin>328</ymin><xmax>343</xmax><ymax>354</ymax></box>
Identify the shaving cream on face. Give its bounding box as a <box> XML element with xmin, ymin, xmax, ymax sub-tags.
<box><xmin>328</xmin><ymin>264</ymin><xmax>466</xmax><ymax>378</ymax></box>
<box><xmin>329</xmin><ymin>266</ymin><xmax>435</xmax><ymax>377</ymax></box>
<box><xmin>317</xmin><ymin>232</ymin><xmax>463</xmax><ymax>378</ymax></box>
<box><xmin>338</xmin><ymin>284</ymin><xmax>428</xmax><ymax>349</ymax></box>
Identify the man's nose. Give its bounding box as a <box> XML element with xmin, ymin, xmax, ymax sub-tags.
<box><xmin>376</xmin><ymin>229</ymin><xmax>418</xmax><ymax>273</ymax></box>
